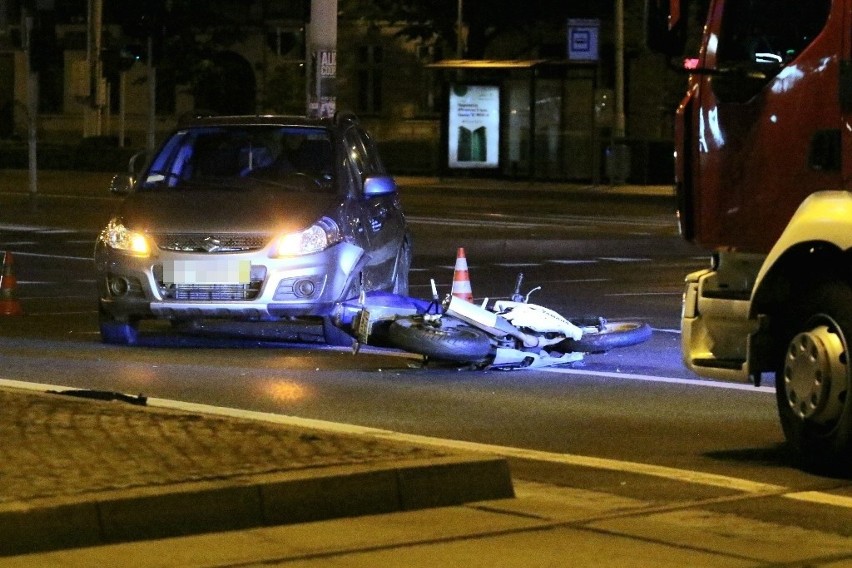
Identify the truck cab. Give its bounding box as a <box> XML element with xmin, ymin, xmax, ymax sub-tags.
<box><xmin>648</xmin><ymin>0</ymin><xmax>852</xmax><ymax>472</ymax></box>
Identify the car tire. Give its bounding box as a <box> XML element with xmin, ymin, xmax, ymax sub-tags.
<box><xmin>99</xmin><ymin>308</ymin><xmax>139</xmax><ymax>345</ymax></box>
<box><xmin>775</xmin><ymin>282</ymin><xmax>852</xmax><ymax>474</ymax></box>
<box><xmin>388</xmin><ymin>316</ymin><xmax>492</xmax><ymax>362</ymax></box>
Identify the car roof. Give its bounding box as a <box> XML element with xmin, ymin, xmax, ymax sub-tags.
<box><xmin>177</xmin><ymin>113</ymin><xmax>359</xmax><ymax>131</ymax></box>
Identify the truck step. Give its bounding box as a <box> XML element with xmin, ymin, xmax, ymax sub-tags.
<box><xmin>691</xmin><ymin>358</ymin><xmax>744</xmax><ymax>370</ymax></box>
<box><xmin>701</xmin><ymin>290</ymin><xmax>752</xmax><ymax>301</ymax></box>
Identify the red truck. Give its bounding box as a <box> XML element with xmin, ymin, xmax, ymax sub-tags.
<box><xmin>647</xmin><ymin>0</ymin><xmax>852</xmax><ymax>472</ymax></box>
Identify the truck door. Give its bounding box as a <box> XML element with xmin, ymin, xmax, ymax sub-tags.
<box><xmin>688</xmin><ymin>0</ymin><xmax>836</xmax><ymax>252</ymax></box>
<box><xmin>842</xmin><ymin>0</ymin><xmax>852</xmax><ymax>185</ymax></box>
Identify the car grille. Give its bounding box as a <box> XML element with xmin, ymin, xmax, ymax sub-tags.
<box><xmin>165</xmin><ymin>283</ymin><xmax>263</xmax><ymax>301</ymax></box>
<box><xmin>153</xmin><ymin>233</ymin><xmax>271</xmax><ymax>253</ymax></box>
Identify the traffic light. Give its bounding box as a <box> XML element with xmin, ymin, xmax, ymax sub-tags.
<box><xmin>119</xmin><ymin>0</ymin><xmax>166</xmax><ymax>65</ymax></box>
<box><xmin>101</xmin><ymin>48</ymin><xmax>140</xmax><ymax>80</ymax></box>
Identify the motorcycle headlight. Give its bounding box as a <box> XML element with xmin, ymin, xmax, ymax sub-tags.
<box><xmin>100</xmin><ymin>218</ymin><xmax>151</xmax><ymax>256</ymax></box>
<box><xmin>273</xmin><ymin>217</ymin><xmax>341</xmax><ymax>257</ymax></box>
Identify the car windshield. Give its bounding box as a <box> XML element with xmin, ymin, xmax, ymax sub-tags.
<box><xmin>140</xmin><ymin>125</ymin><xmax>336</xmax><ymax>193</ymax></box>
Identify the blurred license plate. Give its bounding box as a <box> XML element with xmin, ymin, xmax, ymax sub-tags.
<box><xmin>163</xmin><ymin>259</ymin><xmax>250</xmax><ymax>285</ymax></box>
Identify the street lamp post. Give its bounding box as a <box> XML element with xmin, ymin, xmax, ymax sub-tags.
<box><xmin>614</xmin><ymin>0</ymin><xmax>625</xmax><ymax>139</ymax></box>
<box><xmin>457</xmin><ymin>0</ymin><xmax>463</xmax><ymax>58</ymax></box>
<box><xmin>307</xmin><ymin>0</ymin><xmax>337</xmax><ymax>117</ymax></box>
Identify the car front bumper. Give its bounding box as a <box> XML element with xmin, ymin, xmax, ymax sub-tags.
<box><xmin>95</xmin><ymin>241</ymin><xmax>367</xmax><ymax>321</ymax></box>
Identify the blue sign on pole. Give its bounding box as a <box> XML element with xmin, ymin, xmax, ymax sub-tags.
<box><xmin>567</xmin><ymin>18</ymin><xmax>600</xmax><ymax>62</ymax></box>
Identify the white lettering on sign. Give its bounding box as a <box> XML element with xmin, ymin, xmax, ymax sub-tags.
<box><xmin>320</xmin><ymin>51</ymin><xmax>336</xmax><ymax>77</ymax></box>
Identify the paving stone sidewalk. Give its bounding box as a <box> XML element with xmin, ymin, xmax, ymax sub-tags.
<box><xmin>0</xmin><ymin>385</ymin><xmax>513</xmax><ymax>556</ymax></box>
<box><xmin>0</xmin><ymin>387</ymin><xmax>446</xmax><ymax>504</ymax></box>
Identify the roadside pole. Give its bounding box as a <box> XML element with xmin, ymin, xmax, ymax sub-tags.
<box><xmin>23</xmin><ymin>11</ymin><xmax>38</xmax><ymax>206</ymax></box>
<box><xmin>306</xmin><ymin>0</ymin><xmax>337</xmax><ymax>118</ymax></box>
<box><xmin>146</xmin><ymin>35</ymin><xmax>156</xmax><ymax>153</ymax></box>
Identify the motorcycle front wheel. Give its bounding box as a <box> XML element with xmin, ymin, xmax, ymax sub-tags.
<box><xmin>387</xmin><ymin>316</ymin><xmax>492</xmax><ymax>363</ymax></box>
<box><xmin>557</xmin><ymin>319</ymin><xmax>652</xmax><ymax>353</ymax></box>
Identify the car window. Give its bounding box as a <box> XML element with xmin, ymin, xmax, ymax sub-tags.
<box><xmin>343</xmin><ymin>127</ymin><xmax>386</xmax><ymax>189</ymax></box>
<box><xmin>717</xmin><ymin>0</ymin><xmax>831</xmax><ymax>68</ymax></box>
<box><xmin>357</xmin><ymin>128</ymin><xmax>386</xmax><ymax>174</ymax></box>
<box><xmin>344</xmin><ymin>128</ymin><xmax>368</xmax><ymax>180</ymax></box>
<box><xmin>141</xmin><ymin>126</ymin><xmax>336</xmax><ymax>192</ymax></box>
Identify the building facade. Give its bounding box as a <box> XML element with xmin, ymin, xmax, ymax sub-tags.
<box><xmin>0</xmin><ymin>0</ymin><xmax>677</xmax><ymax>182</ymax></box>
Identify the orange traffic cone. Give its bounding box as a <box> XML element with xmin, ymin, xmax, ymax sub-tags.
<box><xmin>0</xmin><ymin>251</ymin><xmax>25</xmax><ymax>316</ymax></box>
<box><xmin>451</xmin><ymin>247</ymin><xmax>474</xmax><ymax>302</ymax></box>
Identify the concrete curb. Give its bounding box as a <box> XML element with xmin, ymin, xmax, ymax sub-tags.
<box><xmin>0</xmin><ymin>455</ymin><xmax>513</xmax><ymax>557</ymax></box>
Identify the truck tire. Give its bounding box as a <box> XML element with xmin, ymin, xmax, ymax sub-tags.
<box><xmin>776</xmin><ymin>282</ymin><xmax>852</xmax><ymax>474</ymax></box>
<box><xmin>557</xmin><ymin>320</ymin><xmax>652</xmax><ymax>353</ymax></box>
<box><xmin>388</xmin><ymin>316</ymin><xmax>492</xmax><ymax>363</ymax></box>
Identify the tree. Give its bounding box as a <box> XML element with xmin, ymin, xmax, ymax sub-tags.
<box><xmin>113</xmin><ymin>0</ymin><xmax>252</xmax><ymax>112</ymax></box>
<box><xmin>351</xmin><ymin>0</ymin><xmax>612</xmax><ymax>59</ymax></box>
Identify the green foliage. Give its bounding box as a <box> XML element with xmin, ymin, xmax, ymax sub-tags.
<box><xmin>356</xmin><ymin>0</ymin><xmax>611</xmax><ymax>58</ymax></box>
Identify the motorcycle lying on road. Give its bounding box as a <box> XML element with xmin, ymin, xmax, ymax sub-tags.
<box><xmin>332</xmin><ymin>274</ymin><xmax>652</xmax><ymax>369</ymax></box>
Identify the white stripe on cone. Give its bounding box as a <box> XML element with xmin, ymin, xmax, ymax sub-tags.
<box><xmin>451</xmin><ymin>247</ymin><xmax>473</xmax><ymax>301</ymax></box>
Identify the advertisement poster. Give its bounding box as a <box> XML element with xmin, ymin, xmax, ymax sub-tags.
<box><xmin>448</xmin><ymin>84</ymin><xmax>500</xmax><ymax>169</ymax></box>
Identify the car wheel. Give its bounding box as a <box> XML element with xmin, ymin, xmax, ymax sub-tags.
<box><xmin>99</xmin><ymin>307</ymin><xmax>139</xmax><ymax>345</ymax></box>
<box><xmin>776</xmin><ymin>282</ymin><xmax>852</xmax><ymax>474</ymax></box>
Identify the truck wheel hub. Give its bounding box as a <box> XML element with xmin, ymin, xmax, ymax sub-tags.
<box><xmin>784</xmin><ymin>325</ymin><xmax>847</xmax><ymax>423</ymax></box>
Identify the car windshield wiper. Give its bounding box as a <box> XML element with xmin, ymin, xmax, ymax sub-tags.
<box><xmin>247</xmin><ymin>171</ymin><xmax>335</xmax><ymax>192</ymax></box>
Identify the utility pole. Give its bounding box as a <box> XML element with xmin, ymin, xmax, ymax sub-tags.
<box><xmin>146</xmin><ymin>35</ymin><xmax>156</xmax><ymax>152</ymax></box>
<box><xmin>307</xmin><ymin>0</ymin><xmax>337</xmax><ymax>118</ymax></box>
<box><xmin>456</xmin><ymin>0</ymin><xmax>464</xmax><ymax>57</ymax></box>
<box><xmin>88</xmin><ymin>0</ymin><xmax>104</xmax><ymax>136</ymax></box>
<box><xmin>23</xmin><ymin>9</ymin><xmax>38</xmax><ymax>202</ymax></box>
<box><xmin>614</xmin><ymin>0</ymin><xmax>626</xmax><ymax>139</ymax></box>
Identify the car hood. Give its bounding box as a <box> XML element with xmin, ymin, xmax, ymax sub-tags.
<box><xmin>118</xmin><ymin>186</ymin><xmax>343</xmax><ymax>234</ymax></box>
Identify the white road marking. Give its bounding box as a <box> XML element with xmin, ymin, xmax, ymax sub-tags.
<box><xmin>606</xmin><ymin>291</ymin><xmax>682</xmax><ymax>296</ymax></box>
<box><xmin>541</xmin><ymin>367</ymin><xmax>775</xmax><ymax>393</ymax></box>
<box><xmin>0</xmin><ymin>223</ymin><xmax>49</xmax><ymax>231</ymax></box>
<box><xmin>784</xmin><ymin>491</ymin><xmax>852</xmax><ymax>509</ymax></box>
<box><xmin>1</xmin><ymin>377</ymin><xmax>848</xmax><ymax>509</ymax></box>
<box><xmin>406</xmin><ymin>214</ymin><xmax>674</xmax><ymax>230</ymax></box>
<box><xmin>599</xmin><ymin>257</ymin><xmax>652</xmax><ymax>262</ymax></box>
<box><xmin>11</xmin><ymin>251</ymin><xmax>91</xmax><ymax>261</ymax></box>
<box><xmin>548</xmin><ymin>259</ymin><xmax>599</xmax><ymax>265</ymax></box>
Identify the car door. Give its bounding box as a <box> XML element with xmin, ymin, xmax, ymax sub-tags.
<box><xmin>343</xmin><ymin>126</ymin><xmax>405</xmax><ymax>290</ymax></box>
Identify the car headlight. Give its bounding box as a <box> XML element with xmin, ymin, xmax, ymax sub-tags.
<box><xmin>273</xmin><ymin>217</ymin><xmax>341</xmax><ymax>257</ymax></box>
<box><xmin>100</xmin><ymin>218</ymin><xmax>151</xmax><ymax>256</ymax></box>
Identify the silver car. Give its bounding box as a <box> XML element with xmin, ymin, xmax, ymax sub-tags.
<box><xmin>95</xmin><ymin>113</ymin><xmax>411</xmax><ymax>345</ymax></box>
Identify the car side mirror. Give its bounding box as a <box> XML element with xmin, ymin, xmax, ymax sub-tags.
<box><xmin>363</xmin><ymin>175</ymin><xmax>397</xmax><ymax>197</ymax></box>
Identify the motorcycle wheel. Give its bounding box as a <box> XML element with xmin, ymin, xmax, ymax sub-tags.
<box><xmin>557</xmin><ymin>320</ymin><xmax>652</xmax><ymax>353</ymax></box>
<box><xmin>388</xmin><ymin>316</ymin><xmax>492</xmax><ymax>363</ymax></box>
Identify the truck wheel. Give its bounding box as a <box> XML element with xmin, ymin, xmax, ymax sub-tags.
<box><xmin>776</xmin><ymin>282</ymin><xmax>852</xmax><ymax>474</ymax></box>
<box><xmin>388</xmin><ymin>316</ymin><xmax>491</xmax><ymax>363</ymax></box>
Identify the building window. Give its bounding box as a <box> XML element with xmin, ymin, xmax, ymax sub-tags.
<box><xmin>356</xmin><ymin>45</ymin><xmax>382</xmax><ymax>114</ymax></box>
